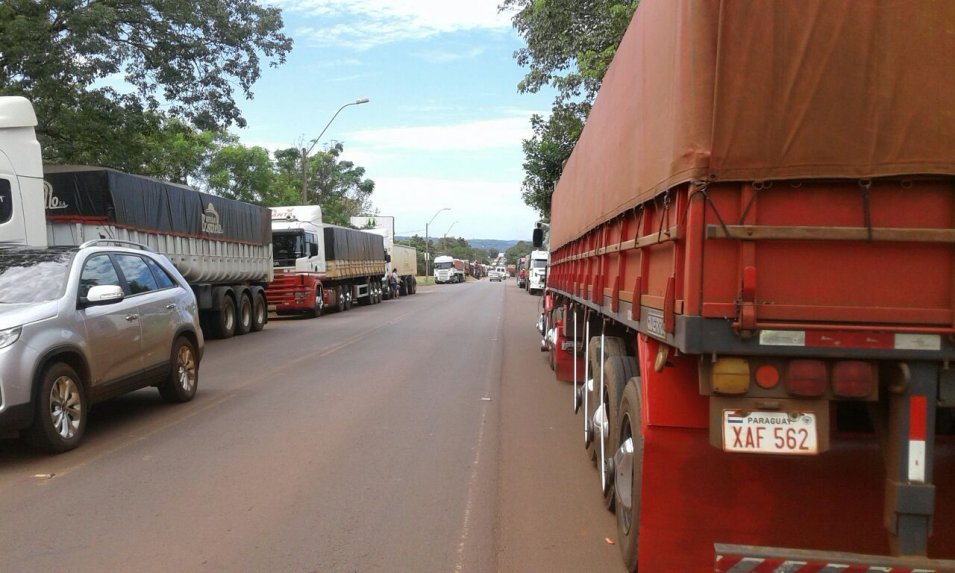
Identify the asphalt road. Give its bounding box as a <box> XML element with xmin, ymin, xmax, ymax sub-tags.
<box><xmin>0</xmin><ymin>278</ymin><xmax>624</xmax><ymax>572</ymax></box>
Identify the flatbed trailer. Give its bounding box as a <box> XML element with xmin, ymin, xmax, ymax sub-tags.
<box><xmin>538</xmin><ymin>1</ymin><xmax>955</xmax><ymax>571</ymax></box>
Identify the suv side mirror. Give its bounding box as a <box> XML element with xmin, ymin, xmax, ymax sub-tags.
<box><xmin>81</xmin><ymin>285</ymin><xmax>125</xmax><ymax>307</ymax></box>
<box><xmin>532</xmin><ymin>228</ymin><xmax>543</xmax><ymax>248</ymax></box>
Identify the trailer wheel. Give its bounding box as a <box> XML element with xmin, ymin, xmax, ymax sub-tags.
<box><xmin>251</xmin><ymin>291</ymin><xmax>267</xmax><ymax>331</ymax></box>
<box><xmin>601</xmin><ymin>355</ymin><xmax>638</xmax><ymax>511</ymax></box>
<box><xmin>344</xmin><ymin>288</ymin><xmax>353</xmax><ymax>310</ymax></box>
<box><xmin>235</xmin><ymin>293</ymin><xmax>253</xmax><ymax>335</ymax></box>
<box><xmin>212</xmin><ymin>295</ymin><xmax>236</xmax><ymax>339</ymax></box>
<box><xmin>614</xmin><ymin>378</ymin><xmax>643</xmax><ymax>571</ymax></box>
<box><xmin>586</xmin><ymin>336</ymin><xmax>628</xmax><ymax>462</ymax></box>
<box><xmin>410</xmin><ymin>278</ymin><xmax>417</xmax><ymax>295</ymax></box>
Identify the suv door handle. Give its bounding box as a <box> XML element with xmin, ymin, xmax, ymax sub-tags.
<box><xmin>125</xmin><ymin>314</ymin><xmax>139</xmax><ymax>321</ymax></box>
<box><xmin>165</xmin><ymin>304</ymin><xmax>177</xmax><ymax>310</ymax></box>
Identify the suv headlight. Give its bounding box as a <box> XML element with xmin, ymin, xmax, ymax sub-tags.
<box><xmin>0</xmin><ymin>326</ymin><xmax>22</xmax><ymax>350</ymax></box>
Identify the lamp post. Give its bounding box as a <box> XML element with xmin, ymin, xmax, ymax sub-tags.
<box><xmin>301</xmin><ymin>97</ymin><xmax>370</xmax><ymax>204</ymax></box>
<box><xmin>424</xmin><ymin>207</ymin><xmax>450</xmax><ymax>280</ymax></box>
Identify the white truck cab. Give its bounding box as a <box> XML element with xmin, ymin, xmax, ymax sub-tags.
<box><xmin>527</xmin><ymin>249</ymin><xmax>549</xmax><ymax>295</ymax></box>
<box><xmin>0</xmin><ymin>97</ymin><xmax>47</xmax><ymax>247</ymax></box>
<box><xmin>433</xmin><ymin>255</ymin><xmax>456</xmax><ymax>284</ymax></box>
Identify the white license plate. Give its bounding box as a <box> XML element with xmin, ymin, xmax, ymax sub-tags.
<box><xmin>722</xmin><ymin>410</ymin><xmax>818</xmax><ymax>455</ymax></box>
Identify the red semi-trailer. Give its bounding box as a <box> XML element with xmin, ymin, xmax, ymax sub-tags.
<box><xmin>538</xmin><ymin>1</ymin><xmax>955</xmax><ymax>571</ymax></box>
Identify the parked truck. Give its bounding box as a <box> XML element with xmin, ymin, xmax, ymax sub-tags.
<box><xmin>268</xmin><ymin>206</ymin><xmax>385</xmax><ymax>316</ymax></box>
<box><xmin>537</xmin><ymin>2</ymin><xmax>955</xmax><ymax>571</ymax></box>
<box><xmin>350</xmin><ymin>215</ymin><xmax>417</xmax><ymax>298</ymax></box>
<box><xmin>525</xmin><ymin>250</ymin><xmax>548</xmax><ymax>295</ymax></box>
<box><xmin>433</xmin><ymin>254</ymin><xmax>465</xmax><ymax>284</ymax></box>
<box><xmin>43</xmin><ymin>166</ymin><xmax>272</xmax><ymax>340</ymax></box>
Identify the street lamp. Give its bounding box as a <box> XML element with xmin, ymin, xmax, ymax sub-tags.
<box><xmin>425</xmin><ymin>207</ymin><xmax>450</xmax><ymax>279</ymax></box>
<box><xmin>443</xmin><ymin>221</ymin><xmax>459</xmax><ymax>240</ymax></box>
<box><xmin>301</xmin><ymin>97</ymin><xmax>370</xmax><ymax>204</ymax></box>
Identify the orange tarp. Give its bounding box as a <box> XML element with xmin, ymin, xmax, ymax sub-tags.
<box><xmin>551</xmin><ymin>0</ymin><xmax>955</xmax><ymax>249</ymax></box>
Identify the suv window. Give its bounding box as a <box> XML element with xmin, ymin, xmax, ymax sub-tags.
<box><xmin>144</xmin><ymin>257</ymin><xmax>177</xmax><ymax>289</ymax></box>
<box><xmin>79</xmin><ymin>254</ymin><xmax>122</xmax><ymax>298</ymax></box>
<box><xmin>115</xmin><ymin>254</ymin><xmax>160</xmax><ymax>294</ymax></box>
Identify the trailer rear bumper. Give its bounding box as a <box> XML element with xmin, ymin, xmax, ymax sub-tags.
<box><xmin>715</xmin><ymin>543</ymin><xmax>955</xmax><ymax>572</ymax></box>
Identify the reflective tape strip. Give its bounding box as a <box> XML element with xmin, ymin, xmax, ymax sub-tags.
<box><xmin>909</xmin><ymin>396</ymin><xmax>927</xmax><ymax>482</ymax></box>
<box><xmin>715</xmin><ymin>555</ymin><xmax>934</xmax><ymax>573</ymax></box>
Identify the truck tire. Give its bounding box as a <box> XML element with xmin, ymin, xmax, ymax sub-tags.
<box><xmin>614</xmin><ymin>378</ymin><xmax>643</xmax><ymax>571</ymax></box>
<box><xmin>308</xmin><ymin>288</ymin><xmax>323</xmax><ymax>318</ymax></box>
<box><xmin>344</xmin><ymin>287</ymin><xmax>353</xmax><ymax>310</ymax></box>
<box><xmin>158</xmin><ymin>337</ymin><xmax>199</xmax><ymax>403</ymax></box>
<box><xmin>251</xmin><ymin>291</ymin><xmax>267</xmax><ymax>331</ymax></box>
<box><xmin>586</xmin><ymin>336</ymin><xmax>628</xmax><ymax>463</ymax></box>
<box><xmin>335</xmin><ymin>286</ymin><xmax>345</xmax><ymax>313</ymax></box>
<box><xmin>212</xmin><ymin>295</ymin><xmax>236</xmax><ymax>339</ymax></box>
<box><xmin>600</xmin><ymin>355</ymin><xmax>638</xmax><ymax>511</ymax></box>
<box><xmin>410</xmin><ymin>278</ymin><xmax>417</xmax><ymax>294</ymax></box>
<box><xmin>236</xmin><ymin>293</ymin><xmax>253</xmax><ymax>335</ymax></box>
<box><xmin>23</xmin><ymin>362</ymin><xmax>87</xmax><ymax>453</ymax></box>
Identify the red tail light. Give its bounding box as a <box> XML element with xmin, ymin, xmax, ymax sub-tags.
<box><xmin>832</xmin><ymin>361</ymin><xmax>875</xmax><ymax>398</ymax></box>
<box><xmin>755</xmin><ymin>364</ymin><xmax>780</xmax><ymax>389</ymax></box>
<box><xmin>786</xmin><ymin>360</ymin><xmax>827</xmax><ymax>397</ymax></box>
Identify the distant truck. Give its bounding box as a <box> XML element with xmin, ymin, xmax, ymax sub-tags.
<box><xmin>269</xmin><ymin>206</ymin><xmax>385</xmax><ymax>315</ymax></box>
<box><xmin>43</xmin><ymin>166</ymin><xmax>272</xmax><ymax>340</ymax></box>
<box><xmin>537</xmin><ymin>2</ymin><xmax>955</xmax><ymax>571</ymax></box>
<box><xmin>350</xmin><ymin>215</ymin><xmax>417</xmax><ymax>298</ymax></box>
<box><xmin>433</xmin><ymin>255</ymin><xmax>465</xmax><ymax>284</ymax></box>
<box><xmin>525</xmin><ymin>250</ymin><xmax>548</xmax><ymax>295</ymax></box>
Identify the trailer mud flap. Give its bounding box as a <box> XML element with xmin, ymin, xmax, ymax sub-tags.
<box><xmin>715</xmin><ymin>543</ymin><xmax>955</xmax><ymax>572</ymax></box>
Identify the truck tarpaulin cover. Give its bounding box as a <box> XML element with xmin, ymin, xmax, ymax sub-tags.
<box><xmin>550</xmin><ymin>0</ymin><xmax>955</xmax><ymax>249</ymax></box>
<box><xmin>323</xmin><ymin>225</ymin><xmax>385</xmax><ymax>261</ymax></box>
<box><xmin>43</xmin><ymin>166</ymin><xmax>271</xmax><ymax>246</ymax></box>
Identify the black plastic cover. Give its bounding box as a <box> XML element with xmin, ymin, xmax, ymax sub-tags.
<box><xmin>43</xmin><ymin>166</ymin><xmax>271</xmax><ymax>246</ymax></box>
<box><xmin>324</xmin><ymin>225</ymin><xmax>385</xmax><ymax>261</ymax></box>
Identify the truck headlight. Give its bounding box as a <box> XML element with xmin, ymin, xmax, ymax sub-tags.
<box><xmin>0</xmin><ymin>326</ymin><xmax>22</xmax><ymax>350</ymax></box>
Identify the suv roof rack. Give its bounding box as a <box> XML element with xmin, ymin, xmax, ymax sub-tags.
<box><xmin>78</xmin><ymin>239</ymin><xmax>154</xmax><ymax>252</ymax></box>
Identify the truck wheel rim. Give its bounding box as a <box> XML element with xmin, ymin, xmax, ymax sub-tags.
<box><xmin>50</xmin><ymin>376</ymin><xmax>82</xmax><ymax>439</ymax></box>
<box><xmin>614</xmin><ymin>430</ymin><xmax>635</xmax><ymax>534</ymax></box>
<box><xmin>176</xmin><ymin>345</ymin><xmax>197</xmax><ymax>392</ymax></box>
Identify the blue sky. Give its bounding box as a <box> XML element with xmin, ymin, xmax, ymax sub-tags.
<box><xmin>234</xmin><ymin>0</ymin><xmax>556</xmax><ymax>241</ymax></box>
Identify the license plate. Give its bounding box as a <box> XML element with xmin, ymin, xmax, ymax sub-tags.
<box><xmin>722</xmin><ymin>410</ymin><xmax>818</xmax><ymax>455</ymax></box>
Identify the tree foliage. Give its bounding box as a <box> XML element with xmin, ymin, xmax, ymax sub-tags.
<box><xmin>0</xmin><ymin>0</ymin><xmax>292</xmax><ymax>167</ymax></box>
<box><xmin>504</xmin><ymin>240</ymin><xmax>534</xmax><ymax>265</ymax></box>
<box><xmin>503</xmin><ymin>0</ymin><xmax>637</xmax><ymax>218</ymax></box>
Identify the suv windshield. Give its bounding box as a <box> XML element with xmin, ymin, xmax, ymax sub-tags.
<box><xmin>0</xmin><ymin>248</ymin><xmax>75</xmax><ymax>303</ymax></box>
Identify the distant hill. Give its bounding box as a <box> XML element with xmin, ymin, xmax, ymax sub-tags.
<box><xmin>396</xmin><ymin>237</ymin><xmax>520</xmax><ymax>253</ymax></box>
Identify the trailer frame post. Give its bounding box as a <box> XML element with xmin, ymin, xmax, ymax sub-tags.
<box><xmin>883</xmin><ymin>361</ymin><xmax>938</xmax><ymax>557</ymax></box>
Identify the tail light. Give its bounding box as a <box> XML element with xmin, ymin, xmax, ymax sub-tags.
<box><xmin>754</xmin><ymin>364</ymin><xmax>780</xmax><ymax>389</ymax></box>
<box><xmin>786</xmin><ymin>360</ymin><xmax>827</xmax><ymax>397</ymax></box>
<box><xmin>832</xmin><ymin>361</ymin><xmax>875</xmax><ymax>398</ymax></box>
<box><xmin>712</xmin><ymin>358</ymin><xmax>750</xmax><ymax>394</ymax></box>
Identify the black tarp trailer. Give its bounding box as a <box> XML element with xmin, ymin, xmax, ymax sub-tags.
<box><xmin>43</xmin><ymin>166</ymin><xmax>273</xmax><ymax>339</ymax></box>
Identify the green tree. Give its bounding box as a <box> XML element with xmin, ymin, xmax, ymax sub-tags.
<box><xmin>505</xmin><ymin>240</ymin><xmax>534</xmax><ymax>265</ymax></box>
<box><xmin>300</xmin><ymin>142</ymin><xmax>375</xmax><ymax>225</ymax></box>
<box><xmin>0</xmin><ymin>0</ymin><xmax>292</xmax><ymax>165</ymax></box>
<box><xmin>503</xmin><ymin>0</ymin><xmax>637</xmax><ymax>218</ymax></box>
<box><xmin>204</xmin><ymin>141</ymin><xmax>295</xmax><ymax>205</ymax></box>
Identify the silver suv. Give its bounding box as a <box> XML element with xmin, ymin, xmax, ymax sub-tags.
<box><xmin>0</xmin><ymin>240</ymin><xmax>204</xmax><ymax>453</ymax></box>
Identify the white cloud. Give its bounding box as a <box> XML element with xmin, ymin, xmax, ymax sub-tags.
<box><xmin>350</xmin><ymin>116</ymin><xmax>533</xmax><ymax>152</ymax></box>
<box><xmin>369</xmin><ymin>176</ymin><xmax>537</xmax><ymax>240</ymax></box>
<box><xmin>276</xmin><ymin>0</ymin><xmax>513</xmax><ymax>48</ymax></box>
<box><xmin>412</xmin><ymin>46</ymin><xmax>487</xmax><ymax>64</ymax></box>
